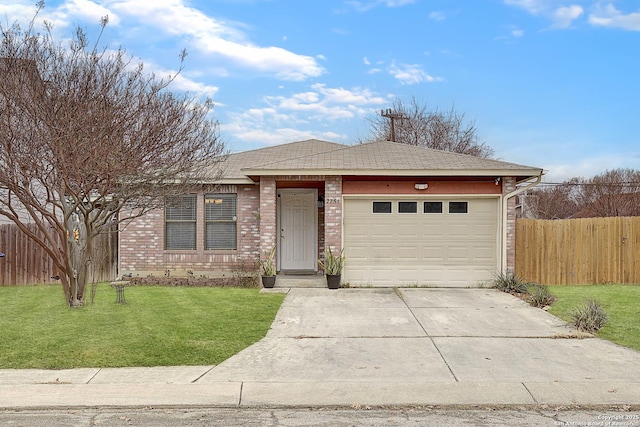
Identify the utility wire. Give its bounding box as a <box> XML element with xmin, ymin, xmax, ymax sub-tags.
<box><xmin>535</xmin><ymin>181</ymin><xmax>640</xmax><ymax>187</ymax></box>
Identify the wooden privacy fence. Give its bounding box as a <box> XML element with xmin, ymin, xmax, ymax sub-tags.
<box><xmin>0</xmin><ymin>223</ymin><xmax>117</xmax><ymax>286</ymax></box>
<box><xmin>516</xmin><ymin>217</ymin><xmax>640</xmax><ymax>285</ymax></box>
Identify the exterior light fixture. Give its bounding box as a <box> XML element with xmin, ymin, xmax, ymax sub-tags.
<box><xmin>414</xmin><ymin>183</ymin><xmax>429</xmax><ymax>190</ymax></box>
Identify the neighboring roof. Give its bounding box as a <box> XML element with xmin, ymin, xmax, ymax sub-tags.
<box><xmin>207</xmin><ymin>139</ymin><xmax>543</xmax><ymax>184</ymax></box>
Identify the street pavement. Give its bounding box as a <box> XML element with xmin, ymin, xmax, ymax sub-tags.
<box><xmin>1</xmin><ymin>287</ymin><xmax>640</xmax><ymax>409</ymax></box>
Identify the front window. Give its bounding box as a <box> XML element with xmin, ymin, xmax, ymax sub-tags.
<box><xmin>165</xmin><ymin>195</ymin><xmax>197</xmax><ymax>250</ymax></box>
<box><xmin>205</xmin><ymin>194</ymin><xmax>237</xmax><ymax>250</ymax></box>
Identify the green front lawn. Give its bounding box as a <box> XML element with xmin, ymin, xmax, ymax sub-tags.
<box><xmin>547</xmin><ymin>285</ymin><xmax>640</xmax><ymax>351</ymax></box>
<box><xmin>0</xmin><ymin>284</ymin><xmax>285</xmax><ymax>369</ymax></box>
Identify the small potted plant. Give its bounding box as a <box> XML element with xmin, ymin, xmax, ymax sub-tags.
<box><xmin>318</xmin><ymin>247</ymin><xmax>345</xmax><ymax>289</ymax></box>
<box><xmin>259</xmin><ymin>246</ymin><xmax>277</xmax><ymax>288</ymax></box>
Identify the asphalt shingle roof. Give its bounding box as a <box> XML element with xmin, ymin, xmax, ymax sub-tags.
<box><xmin>208</xmin><ymin>139</ymin><xmax>543</xmax><ymax>183</ymax></box>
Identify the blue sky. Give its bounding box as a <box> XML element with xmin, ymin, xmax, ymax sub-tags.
<box><xmin>1</xmin><ymin>0</ymin><xmax>639</xmax><ymax>181</ymax></box>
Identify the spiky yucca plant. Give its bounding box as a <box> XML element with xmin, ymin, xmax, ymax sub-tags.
<box><xmin>318</xmin><ymin>247</ymin><xmax>345</xmax><ymax>275</ymax></box>
<box><xmin>526</xmin><ymin>283</ymin><xmax>557</xmax><ymax>307</ymax></box>
<box><xmin>572</xmin><ymin>299</ymin><xmax>608</xmax><ymax>333</ymax></box>
<box><xmin>492</xmin><ymin>271</ymin><xmax>529</xmax><ymax>294</ymax></box>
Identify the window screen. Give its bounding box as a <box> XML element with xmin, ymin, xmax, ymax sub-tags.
<box><xmin>424</xmin><ymin>201</ymin><xmax>443</xmax><ymax>213</ymax></box>
<box><xmin>372</xmin><ymin>201</ymin><xmax>392</xmax><ymax>213</ymax></box>
<box><xmin>449</xmin><ymin>201</ymin><xmax>468</xmax><ymax>214</ymax></box>
<box><xmin>398</xmin><ymin>201</ymin><xmax>417</xmax><ymax>213</ymax></box>
<box><xmin>206</xmin><ymin>194</ymin><xmax>237</xmax><ymax>250</ymax></box>
<box><xmin>165</xmin><ymin>195</ymin><xmax>197</xmax><ymax>250</ymax></box>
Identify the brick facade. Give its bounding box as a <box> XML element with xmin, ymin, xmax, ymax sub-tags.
<box><xmin>323</xmin><ymin>176</ymin><xmax>343</xmax><ymax>253</ymax></box>
<box><xmin>119</xmin><ymin>174</ymin><xmax>519</xmax><ymax>279</ymax></box>
<box><xmin>502</xmin><ymin>176</ymin><xmax>517</xmax><ymax>273</ymax></box>
<box><xmin>119</xmin><ymin>184</ymin><xmax>260</xmax><ymax>277</ymax></box>
<box><xmin>259</xmin><ymin>177</ymin><xmax>277</xmax><ymax>260</ymax></box>
<box><xmin>119</xmin><ymin>209</ymin><xmax>164</xmax><ymax>274</ymax></box>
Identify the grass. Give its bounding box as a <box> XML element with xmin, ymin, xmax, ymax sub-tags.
<box><xmin>0</xmin><ymin>284</ymin><xmax>285</xmax><ymax>369</ymax></box>
<box><xmin>547</xmin><ymin>285</ymin><xmax>640</xmax><ymax>351</ymax></box>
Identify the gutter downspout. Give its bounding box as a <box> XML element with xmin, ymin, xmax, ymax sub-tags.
<box><xmin>501</xmin><ymin>174</ymin><xmax>542</xmax><ymax>273</ymax></box>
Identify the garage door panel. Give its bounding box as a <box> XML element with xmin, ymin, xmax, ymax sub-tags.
<box><xmin>344</xmin><ymin>197</ymin><xmax>498</xmax><ymax>287</ymax></box>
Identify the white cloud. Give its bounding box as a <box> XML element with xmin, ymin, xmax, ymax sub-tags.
<box><xmin>505</xmin><ymin>1</ymin><xmax>640</xmax><ymax>32</ymax></box>
<box><xmin>129</xmin><ymin>60</ymin><xmax>220</xmax><ymax>98</ymax></box>
<box><xmin>504</xmin><ymin>0</ymin><xmax>584</xmax><ymax>29</ymax></box>
<box><xmin>171</xmin><ymin>74</ymin><xmax>219</xmax><ymax>98</ymax></box>
<box><xmin>512</xmin><ymin>28</ymin><xmax>525</xmax><ymax>37</ymax></box>
<box><xmin>224</xmin><ymin>85</ymin><xmax>389</xmax><ymax>146</ymax></box>
<box><xmin>551</xmin><ymin>5</ymin><xmax>583</xmax><ymax>28</ymax></box>
<box><xmin>589</xmin><ymin>4</ymin><xmax>640</xmax><ymax>31</ymax></box>
<box><xmin>388</xmin><ymin>62</ymin><xmax>442</xmax><ymax>85</ymax></box>
<box><xmin>385</xmin><ymin>0</ymin><xmax>415</xmax><ymax>6</ymax></box>
<box><xmin>429</xmin><ymin>11</ymin><xmax>446</xmax><ymax>21</ymax></box>
<box><xmin>105</xmin><ymin>0</ymin><xmax>324</xmax><ymax>80</ymax></box>
<box><xmin>2</xmin><ymin>0</ymin><xmax>324</xmax><ymax>80</ymax></box>
<box><xmin>263</xmin><ymin>84</ymin><xmax>387</xmax><ymax>120</ymax></box>
<box><xmin>312</xmin><ymin>83</ymin><xmax>386</xmax><ymax>105</ymax></box>
<box><xmin>503</xmin><ymin>0</ymin><xmax>548</xmax><ymax>15</ymax></box>
<box><xmin>0</xmin><ymin>1</ymin><xmax>44</xmax><ymax>24</ymax></box>
<box><xmin>543</xmin><ymin>153</ymin><xmax>640</xmax><ymax>182</ymax></box>
<box><xmin>60</xmin><ymin>0</ymin><xmax>120</xmax><ymax>25</ymax></box>
<box><xmin>223</xmin><ymin>125</ymin><xmax>342</xmax><ymax>147</ymax></box>
<box><xmin>0</xmin><ymin>1</ymin><xmax>74</xmax><ymax>35</ymax></box>
<box><xmin>345</xmin><ymin>0</ymin><xmax>415</xmax><ymax>12</ymax></box>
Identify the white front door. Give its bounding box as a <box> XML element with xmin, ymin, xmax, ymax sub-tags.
<box><xmin>278</xmin><ymin>190</ymin><xmax>317</xmax><ymax>271</ymax></box>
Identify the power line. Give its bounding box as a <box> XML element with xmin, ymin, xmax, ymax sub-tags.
<box><xmin>536</xmin><ymin>181</ymin><xmax>640</xmax><ymax>187</ymax></box>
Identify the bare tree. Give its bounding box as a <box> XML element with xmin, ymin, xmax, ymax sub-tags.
<box><xmin>0</xmin><ymin>5</ymin><xmax>224</xmax><ymax>306</ymax></box>
<box><xmin>574</xmin><ymin>168</ymin><xmax>640</xmax><ymax>218</ymax></box>
<box><xmin>526</xmin><ymin>178</ymin><xmax>582</xmax><ymax>219</ymax></box>
<box><xmin>525</xmin><ymin>169</ymin><xmax>640</xmax><ymax>219</ymax></box>
<box><xmin>360</xmin><ymin>97</ymin><xmax>494</xmax><ymax>158</ymax></box>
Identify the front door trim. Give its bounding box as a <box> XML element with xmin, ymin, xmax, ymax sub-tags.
<box><xmin>276</xmin><ymin>189</ymin><xmax>318</xmax><ymax>272</ymax></box>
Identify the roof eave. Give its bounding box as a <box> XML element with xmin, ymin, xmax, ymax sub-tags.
<box><xmin>240</xmin><ymin>168</ymin><xmax>544</xmax><ymax>177</ymax></box>
<box><xmin>201</xmin><ymin>177</ymin><xmax>257</xmax><ymax>185</ymax></box>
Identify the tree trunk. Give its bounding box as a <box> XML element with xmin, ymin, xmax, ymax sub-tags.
<box><xmin>64</xmin><ymin>210</ymin><xmax>91</xmax><ymax>307</ymax></box>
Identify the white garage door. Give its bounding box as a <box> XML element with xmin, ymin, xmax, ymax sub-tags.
<box><xmin>343</xmin><ymin>197</ymin><xmax>499</xmax><ymax>287</ymax></box>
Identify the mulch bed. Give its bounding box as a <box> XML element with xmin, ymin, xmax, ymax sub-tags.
<box><xmin>128</xmin><ymin>276</ymin><xmax>259</xmax><ymax>288</ymax></box>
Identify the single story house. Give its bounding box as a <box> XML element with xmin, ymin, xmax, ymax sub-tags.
<box><xmin>119</xmin><ymin>139</ymin><xmax>543</xmax><ymax>287</ymax></box>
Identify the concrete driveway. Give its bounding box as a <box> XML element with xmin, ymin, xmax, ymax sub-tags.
<box><xmin>199</xmin><ymin>288</ymin><xmax>640</xmax><ymax>406</ymax></box>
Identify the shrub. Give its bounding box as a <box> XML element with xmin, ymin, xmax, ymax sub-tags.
<box><xmin>526</xmin><ymin>283</ymin><xmax>557</xmax><ymax>307</ymax></box>
<box><xmin>259</xmin><ymin>246</ymin><xmax>276</xmax><ymax>276</ymax></box>
<box><xmin>572</xmin><ymin>299</ymin><xmax>608</xmax><ymax>333</ymax></box>
<box><xmin>318</xmin><ymin>247</ymin><xmax>346</xmax><ymax>275</ymax></box>
<box><xmin>492</xmin><ymin>271</ymin><xmax>529</xmax><ymax>294</ymax></box>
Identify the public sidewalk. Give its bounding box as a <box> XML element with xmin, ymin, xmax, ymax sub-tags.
<box><xmin>2</xmin><ymin>288</ymin><xmax>640</xmax><ymax>409</ymax></box>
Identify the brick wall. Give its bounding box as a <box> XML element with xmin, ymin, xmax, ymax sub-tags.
<box><xmin>503</xmin><ymin>176</ymin><xmax>517</xmax><ymax>273</ymax></box>
<box><xmin>119</xmin><ymin>184</ymin><xmax>260</xmax><ymax>277</ymax></box>
<box><xmin>324</xmin><ymin>176</ymin><xmax>343</xmax><ymax>254</ymax></box>
<box><xmin>119</xmin><ymin>208</ymin><xmax>164</xmax><ymax>274</ymax></box>
<box><xmin>259</xmin><ymin>177</ymin><xmax>276</xmax><ymax>258</ymax></box>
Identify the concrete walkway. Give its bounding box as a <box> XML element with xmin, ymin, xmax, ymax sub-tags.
<box><xmin>1</xmin><ymin>288</ymin><xmax>640</xmax><ymax>409</ymax></box>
